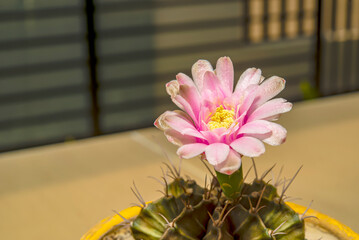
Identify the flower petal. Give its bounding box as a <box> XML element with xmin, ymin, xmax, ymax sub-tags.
<box><xmin>177</xmin><ymin>143</ymin><xmax>208</xmax><ymax>159</ymax></box>
<box><xmin>238</xmin><ymin>120</ymin><xmax>271</xmax><ymax>135</ymax></box>
<box><xmin>230</xmin><ymin>136</ymin><xmax>265</xmax><ymax>157</ymax></box>
<box><xmin>166</xmin><ymin>80</ymin><xmax>180</xmax><ymax>98</ymax></box>
<box><xmin>191</xmin><ymin>59</ymin><xmax>213</xmax><ymax>92</ymax></box>
<box><xmin>234</xmin><ymin>68</ymin><xmax>262</xmax><ymax>94</ymax></box>
<box><xmin>259</xmin><ymin>121</ymin><xmax>287</xmax><ymax>146</ymax></box>
<box><xmin>205</xmin><ymin>143</ymin><xmax>230</xmax><ymax>165</ymax></box>
<box><xmin>165</xmin><ymin>80</ymin><xmax>185</xmax><ymax>110</ymax></box>
<box><xmin>173</xmin><ymin>94</ymin><xmax>198</xmax><ymax>124</ymax></box>
<box><xmin>154</xmin><ymin>110</ymin><xmax>180</xmax><ymax>131</ymax></box>
<box><xmin>176</xmin><ymin>74</ymin><xmax>202</xmax><ymax>123</ymax></box>
<box><xmin>253</xmin><ymin>76</ymin><xmax>286</xmax><ymax>108</ymax></box>
<box><xmin>203</xmin><ymin>71</ymin><xmax>222</xmax><ymax>93</ymax></box>
<box><xmin>164</xmin><ymin>112</ymin><xmax>205</xmax><ymax>139</ymax></box>
<box><xmin>176</xmin><ymin>73</ymin><xmax>194</xmax><ymax>86</ymax></box>
<box><xmin>201</xmin><ymin>128</ymin><xmax>227</xmax><ymax>144</ymax></box>
<box><xmin>214</xmin><ymin>150</ymin><xmax>242</xmax><ymax>175</ymax></box>
<box><xmin>248</xmin><ymin>98</ymin><xmax>292</xmax><ymax>122</ymax></box>
<box><xmin>238</xmin><ymin>84</ymin><xmax>259</xmax><ymax>115</ymax></box>
<box><xmin>216</xmin><ymin>56</ymin><xmax>234</xmax><ymax>95</ymax></box>
<box><xmin>164</xmin><ymin>129</ymin><xmax>196</xmax><ymax>146</ymax></box>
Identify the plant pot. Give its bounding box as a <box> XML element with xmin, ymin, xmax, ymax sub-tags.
<box><xmin>81</xmin><ymin>202</ymin><xmax>359</xmax><ymax>240</ymax></box>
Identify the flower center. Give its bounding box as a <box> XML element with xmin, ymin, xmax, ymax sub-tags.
<box><xmin>208</xmin><ymin>105</ymin><xmax>235</xmax><ymax>130</ymax></box>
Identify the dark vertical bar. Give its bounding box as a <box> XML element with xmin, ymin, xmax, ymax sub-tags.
<box><xmin>85</xmin><ymin>0</ymin><xmax>100</xmax><ymax>135</ymax></box>
<box><xmin>314</xmin><ymin>0</ymin><xmax>322</xmax><ymax>91</ymax></box>
<box><xmin>355</xmin><ymin>41</ymin><xmax>359</xmax><ymax>91</ymax></box>
<box><xmin>344</xmin><ymin>0</ymin><xmax>353</xmax><ymax>92</ymax></box>
<box><xmin>281</xmin><ymin>0</ymin><xmax>286</xmax><ymax>38</ymax></box>
<box><xmin>347</xmin><ymin>0</ymin><xmax>359</xmax><ymax>91</ymax></box>
<box><xmin>243</xmin><ymin>0</ymin><xmax>250</xmax><ymax>43</ymax></box>
<box><xmin>329</xmin><ymin>0</ymin><xmax>338</xmax><ymax>94</ymax></box>
<box><xmin>263</xmin><ymin>0</ymin><xmax>269</xmax><ymax>41</ymax></box>
<box><xmin>331</xmin><ymin>0</ymin><xmax>336</xmax><ymax>32</ymax></box>
<box><xmin>298</xmin><ymin>0</ymin><xmax>304</xmax><ymax>36</ymax></box>
<box><xmin>346</xmin><ymin>0</ymin><xmax>352</xmax><ymax>30</ymax></box>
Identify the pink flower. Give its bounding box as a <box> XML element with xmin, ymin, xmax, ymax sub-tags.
<box><xmin>155</xmin><ymin>57</ymin><xmax>292</xmax><ymax>175</ymax></box>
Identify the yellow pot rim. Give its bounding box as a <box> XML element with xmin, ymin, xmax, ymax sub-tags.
<box><xmin>81</xmin><ymin>202</ymin><xmax>359</xmax><ymax>240</ymax></box>
<box><xmin>286</xmin><ymin>202</ymin><xmax>359</xmax><ymax>240</ymax></box>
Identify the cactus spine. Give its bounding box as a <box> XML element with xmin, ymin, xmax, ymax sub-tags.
<box><xmin>130</xmin><ymin>164</ymin><xmax>305</xmax><ymax>240</ymax></box>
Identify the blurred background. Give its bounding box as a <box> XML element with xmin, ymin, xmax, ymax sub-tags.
<box><xmin>0</xmin><ymin>0</ymin><xmax>358</xmax><ymax>152</ymax></box>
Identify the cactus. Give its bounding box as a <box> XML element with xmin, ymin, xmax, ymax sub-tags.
<box><xmin>130</xmin><ymin>57</ymin><xmax>304</xmax><ymax>239</ymax></box>
<box><xmin>130</xmin><ymin>163</ymin><xmax>305</xmax><ymax>240</ymax></box>
<box><xmin>85</xmin><ymin>58</ymin><xmax>314</xmax><ymax>240</ymax></box>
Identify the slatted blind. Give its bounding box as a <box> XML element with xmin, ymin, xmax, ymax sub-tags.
<box><xmin>320</xmin><ymin>0</ymin><xmax>359</xmax><ymax>95</ymax></box>
<box><xmin>0</xmin><ymin>0</ymin><xmax>92</xmax><ymax>151</ymax></box>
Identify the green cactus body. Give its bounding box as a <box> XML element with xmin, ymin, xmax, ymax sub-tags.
<box><xmin>203</xmin><ymin>207</ymin><xmax>233</xmax><ymax>240</ymax></box>
<box><xmin>173</xmin><ymin>198</ymin><xmax>217</xmax><ymax>239</ymax></box>
<box><xmin>257</xmin><ymin>198</ymin><xmax>305</xmax><ymax>240</ymax></box>
<box><xmin>243</xmin><ymin>179</ymin><xmax>279</xmax><ymax>201</ymax></box>
<box><xmin>130</xmin><ymin>176</ymin><xmax>305</xmax><ymax>240</ymax></box>
<box><xmin>215</xmin><ymin>167</ymin><xmax>243</xmax><ymax>200</ymax></box>
<box><xmin>131</xmin><ymin>178</ymin><xmax>216</xmax><ymax>240</ymax></box>
<box><xmin>161</xmin><ymin>228</ymin><xmax>193</xmax><ymax>240</ymax></box>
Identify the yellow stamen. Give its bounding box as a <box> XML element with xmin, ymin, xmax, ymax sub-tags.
<box><xmin>208</xmin><ymin>105</ymin><xmax>235</xmax><ymax>130</ymax></box>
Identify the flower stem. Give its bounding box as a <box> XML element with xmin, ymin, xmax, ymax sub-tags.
<box><xmin>215</xmin><ymin>165</ymin><xmax>243</xmax><ymax>200</ymax></box>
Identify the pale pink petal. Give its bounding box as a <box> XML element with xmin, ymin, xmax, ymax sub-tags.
<box><xmin>201</xmin><ymin>130</ymin><xmax>219</xmax><ymax>144</ymax></box>
<box><xmin>238</xmin><ymin>85</ymin><xmax>259</xmax><ymax>115</ymax></box>
<box><xmin>165</xmin><ymin>80</ymin><xmax>184</xmax><ymax>109</ymax></box>
<box><xmin>251</xmin><ymin>76</ymin><xmax>286</xmax><ymax>109</ymax></box>
<box><xmin>234</xmin><ymin>68</ymin><xmax>262</xmax><ymax>94</ymax></box>
<box><xmin>201</xmin><ymin>71</ymin><xmax>225</xmax><ymax>106</ymax></box>
<box><xmin>166</xmin><ymin>80</ymin><xmax>180</xmax><ymax>98</ymax></box>
<box><xmin>203</xmin><ymin>71</ymin><xmax>223</xmax><ymax>94</ymax></box>
<box><xmin>230</xmin><ymin>136</ymin><xmax>265</xmax><ymax>157</ymax></box>
<box><xmin>233</xmin><ymin>110</ymin><xmax>247</xmax><ymax>132</ymax></box>
<box><xmin>156</xmin><ymin>110</ymin><xmax>200</xmax><ymax>138</ymax></box>
<box><xmin>214</xmin><ymin>150</ymin><xmax>242</xmax><ymax>175</ymax></box>
<box><xmin>205</xmin><ymin>143</ymin><xmax>230</xmax><ymax>165</ymax></box>
<box><xmin>199</xmin><ymin>106</ymin><xmax>213</xmax><ymax>126</ymax></box>
<box><xmin>176</xmin><ymin>73</ymin><xmax>195</xmax><ymax>86</ymax></box>
<box><xmin>259</xmin><ymin>121</ymin><xmax>287</xmax><ymax>146</ymax></box>
<box><xmin>155</xmin><ymin>110</ymin><xmax>185</xmax><ymax>131</ymax></box>
<box><xmin>164</xmin><ymin>112</ymin><xmax>205</xmax><ymax>139</ymax></box>
<box><xmin>222</xmin><ymin>95</ymin><xmax>237</xmax><ymax>110</ymax></box>
<box><xmin>166</xmin><ymin>75</ymin><xmax>201</xmax><ymax>121</ymax></box>
<box><xmin>176</xmin><ymin>75</ymin><xmax>202</xmax><ymax>122</ymax></box>
<box><xmin>201</xmin><ymin>89</ymin><xmax>222</xmax><ymax>109</ymax></box>
<box><xmin>244</xmin><ymin>132</ymin><xmax>272</xmax><ymax>141</ymax></box>
<box><xmin>173</xmin><ymin>94</ymin><xmax>198</xmax><ymax>125</ymax></box>
<box><xmin>154</xmin><ymin>111</ymin><xmax>169</xmax><ymax>131</ymax></box>
<box><xmin>238</xmin><ymin>120</ymin><xmax>271</xmax><ymax>135</ymax></box>
<box><xmin>191</xmin><ymin>59</ymin><xmax>213</xmax><ymax>92</ymax></box>
<box><xmin>248</xmin><ymin>98</ymin><xmax>292</xmax><ymax>122</ymax></box>
<box><xmin>164</xmin><ymin>129</ymin><xmax>197</xmax><ymax>146</ymax></box>
<box><xmin>177</xmin><ymin>143</ymin><xmax>208</xmax><ymax>159</ymax></box>
<box><xmin>262</xmin><ymin>114</ymin><xmax>281</xmax><ymax>121</ymax></box>
<box><xmin>216</xmin><ymin>56</ymin><xmax>234</xmax><ymax>95</ymax></box>
<box><xmin>201</xmin><ymin>128</ymin><xmax>226</xmax><ymax>144</ymax></box>
<box><xmin>226</xmin><ymin>84</ymin><xmax>258</xmax><ymax>116</ymax></box>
